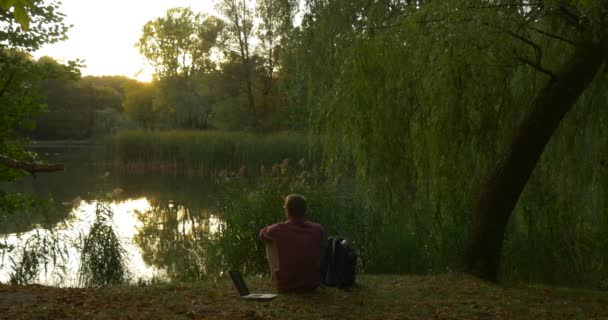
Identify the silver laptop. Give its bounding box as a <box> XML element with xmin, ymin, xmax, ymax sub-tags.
<box><xmin>229</xmin><ymin>270</ymin><xmax>278</xmax><ymax>301</ymax></box>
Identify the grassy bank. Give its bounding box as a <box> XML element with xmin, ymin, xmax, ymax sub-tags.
<box><xmin>106</xmin><ymin>130</ymin><xmax>317</xmax><ymax>176</ymax></box>
<box><xmin>2</xmin><ymin>274</ymin><xmax>608</xmax><ymax>320</ymax></box>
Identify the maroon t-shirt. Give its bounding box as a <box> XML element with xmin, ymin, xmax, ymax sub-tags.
<box><xmin>259</xmin><ymin>218</ymin><xmax>325</xmax><ymax>292</ymax></box>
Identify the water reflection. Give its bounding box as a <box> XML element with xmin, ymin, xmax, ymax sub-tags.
<box><xmin>0</xmin><ymin>198</ymin><xmax>159</xmax><ymax>286</ymax></box>
<box><xmin>0</xmin><ymin>196</ymin><xmax>227</xmax><ymax>286</ymax></box>
<box><xmin>1</xmin><ymin>146</ymin><xmax>220</xmax><ymax>235</ymax></box>
<box><xmin>134</xmin><ymin>199</ymin><xmax>222</xmax><ymax>281</ymax></box>
<box><xmin>1</xmin><ymin>146</ymin><xmax>227</xmax><ymax>286</ymax></box>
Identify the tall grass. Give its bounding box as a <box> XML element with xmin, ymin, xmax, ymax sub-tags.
<box><xmin>5</xmin><ymin>199</ymin><xmax>129</xmax><ymax>287</ymax></box>
<box><xmin>106</xmin><ymin>130</ymin><xmax>318</xmax><ymax>176</ymax></box>
<box><xmin>78</xmin><ymin>201</ymin><xmax>128</xmax><ymax>287</ymax></box>
<box><xmin>201</xmin><ymin>164</ymin><xmax>608</xmax><ymax>289</ymax></box>
<box><xmin>7</xmin><ymin>229</ymin><xmax>69</xmax><ymax>285</ymax></box>
<box><xmin>208</xmin><ymin>162</ymin><xmax>408</xmax><ymax>277</ymax></box>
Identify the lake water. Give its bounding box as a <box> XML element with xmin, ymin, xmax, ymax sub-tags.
<box><xmin>0</xmin><ymin>145</ymin><xmax>223</xmax><ymax>286</ymax></box>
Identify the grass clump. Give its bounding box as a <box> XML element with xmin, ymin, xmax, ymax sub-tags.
<box><xmin>7</xmin><ymin>229</ymin><xmax>69</xmax><ymax>286</ymax></box>
<box><xmin>78</xmin><ymin>201</ymin><xmax>128</xmax><ymax>287</ymax></box>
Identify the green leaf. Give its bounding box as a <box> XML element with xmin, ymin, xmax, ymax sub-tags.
<box><xmin>0</xmin><ymin>0</ymin><xmax>16</xmax><ymax>11</ymax></box>
<box><xmin>12</xmin><ymin>4</ymin><xmax>29</xmax><ymax>30</ymax></box>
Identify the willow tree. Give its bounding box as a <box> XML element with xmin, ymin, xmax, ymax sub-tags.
<box><xmin>301</xmin><ymin>0</ymin><xmax>608</xmax><ymax>281</ymax></box>
<box><xmin>463</xmin><ymin>1</ymin><xmax>608</xmax><ymax>281</ymax></box>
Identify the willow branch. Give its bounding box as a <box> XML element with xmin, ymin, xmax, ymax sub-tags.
<box><xmin>515</xmin><ymin>54</ymin><xmax>556</xmax><ymax>79</ymax></box>
<box><xmin>468</xmin><ymin>2</ymin><xmax>544</xmax><ymax>10</ymax></box>
<box><xmin>528</xmin><ymin>26</ymin><xmax>576</xmax><ymax>46</ymax></box>
<box><xmin>0</xmin><ymin>153</ymin><xmax>64</xmax><ymax>174</ymax></box>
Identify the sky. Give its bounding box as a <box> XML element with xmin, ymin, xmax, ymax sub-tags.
<box><xmin>33</xmin><ymin>0</ymin><xmax>217</xmax><ymax>82</ymax></box>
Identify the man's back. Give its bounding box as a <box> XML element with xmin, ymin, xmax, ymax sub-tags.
<box><xmin>260</xmin><ymin>218</ymin><xmax>325</xmax><ymax>292</ymax></box>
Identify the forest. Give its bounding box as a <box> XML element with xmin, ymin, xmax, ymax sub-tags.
<box><xmin>2</xmin><ymin>0</ymin><xmax>608</xmax><ymax>319</ymax></box>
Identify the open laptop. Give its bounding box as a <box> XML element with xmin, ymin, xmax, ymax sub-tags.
<box><xmin>229</xmin><ymin>270</ymin><xmax>278</xmax><ymax>301</ymax></box>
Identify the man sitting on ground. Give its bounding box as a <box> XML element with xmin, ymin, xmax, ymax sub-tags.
<box><xmin>259</xmin><ymin>194</ymin><xmax>325</xmax><ymax>292</ymax></box>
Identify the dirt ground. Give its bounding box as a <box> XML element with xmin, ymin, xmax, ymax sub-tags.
<box><xmin>2</xmin><ymin>274</ymin><xmax>608</xmax><ymax>320</ymax></box>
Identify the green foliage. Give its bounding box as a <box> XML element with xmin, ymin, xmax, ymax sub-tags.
<box><xmin>0</xmin><ymin>0</ymin><xmax>68</xmax><ymax>50</ymax></box>
<box><xmin>0</xmin><ymin>0</ymin><xmax>72</xmax><ymax>173</ymax></box>
<box><xmin>154</xmin><ymin>77</ymin><xmax>214</xmax><ymax>129</ymax></box>
<box><xmin>122</xmin><ymin>82</ymin><xmax>158</xmax><ymax>130</ymax></box>
<box><xmin>78</xmin><ymin>201</ymin><xmax>128</xmax><ymax>287</ymax></box>
<box><xmin>79</xmin><ymin>75</ymin><xmax>138</xmax><ymax>99</ymax></box>
<box><xmin>0</xmin><ymin>2</ymin><xmax>73</xmax><ymax>287</ymax></box>
<box><xmin>293</xmin><ymin>0</ymin><xmax>608</xmax><ymax>286</ymax></box>
<box><xmin>211</xmin><ymin>162</ymin><xmax>459</xmax><ymax>276</ymax></box>
<box><xmin>30</xmin><ymin>61</ymin><xmax>138</xmax><ymax>140</ymax></box>
<box><xmin>128</xmin><ymin>3</ymin><xmax>305</xmax><ymax>132</ymax></box>
<box><xmin>0</xmin><ymin>0</ymin><xmax>34</xmax><ymax>29</ymax></box>
<box><xmin>0</xmin><ymin>191</ymin><xmax>59</xmax><ymax>234</ymax></box>
<box><xmin>137</xmin><ymin>7</ymin><xmax>223</xmax><ymax>79</ymax></box>
<box><xmin>0</xmin><ymin>53</ymin><xmax>80</xmax><ymax>177</ymax></box>
<box><xmin>208</xmin><ymin>95</ymin><xmax>252</xmax><ymax>130</ymax></box>
<box><xmin>500</xmin><ymin>68</ymin><xmax>608</xmax><ymax>286</ymax></box>
<box><xmin>91</xmin><ymin>108</ymin><xmax>136</xmax><ymax>138</ymax></box>
<box><xmin>135</xmin><ymin>7</ymin><xmax>225</xmax><ymax>130</ymax></box>
<box><xmin>255</xmin><ymin>0</ymin><xmax>298</xmax><ymax>96</ymax></box>
<box><xmin>0</xmin><ymin>51</ymin><xmax>45</xmax><ymax>149</ymax></box>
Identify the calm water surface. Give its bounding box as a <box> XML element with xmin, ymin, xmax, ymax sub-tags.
<box><xmin>0</xmin><ymin>145</ymin><xmax>222</xmax><ymax>286</ymax></box>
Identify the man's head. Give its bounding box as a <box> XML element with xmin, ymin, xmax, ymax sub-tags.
<box><xmin>284</xmin><ymin>194</ymin><xmax>306</xmax><ymax>219</ymax></box>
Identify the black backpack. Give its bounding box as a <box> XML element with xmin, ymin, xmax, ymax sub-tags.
<box><xmin>321</xmin><ymin>236</ymin><xmax>357</xmax><ymax>288</ymax></box>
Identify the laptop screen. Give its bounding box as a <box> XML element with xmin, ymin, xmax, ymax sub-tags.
<box><xmin>229</xmin><ymin>271</ymin><xmax>250</xmax><ymax>296</ymax></box>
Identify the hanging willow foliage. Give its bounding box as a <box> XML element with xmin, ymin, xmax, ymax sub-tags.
<box><xmin>293</xmin><ymin>0</ymin><xmax>608</xmax><ymax>285</ymax></box>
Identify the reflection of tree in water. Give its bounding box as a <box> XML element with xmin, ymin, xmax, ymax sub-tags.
<box><xmin>134</xmin><ymin>199</ymin><xmax>222</xmax><ymax>281</ymax></box>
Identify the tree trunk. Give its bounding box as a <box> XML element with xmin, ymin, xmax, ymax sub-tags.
<box><xmin>245</xmin><ymin>61</ymin><xmax>256</xmax><ymax>113</ymax></box>
<box><xmin>463</xmin><ymin>36</ymin><xmax>607</xmax><ymax>282</ymax></box>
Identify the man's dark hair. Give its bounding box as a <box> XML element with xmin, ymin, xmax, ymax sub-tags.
<box><xmin>285</xmin><ymin>194</ymin><xmax>306</xmax><ymax>218</ymax></box>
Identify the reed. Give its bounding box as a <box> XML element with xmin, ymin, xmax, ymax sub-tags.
<box><xmin>106</xmin><ymin>130</ymin><xmax>318</xmax><ymax>176</ymax></box>
<box><xmin>78</xmin><ymin>201</ymin><xmax>128</xmax><ymax>287</ymax></box>
<box><xmin>209</xmin><ymin>164</ymin><xmax>608</xmax><ymax>289</ymax></box>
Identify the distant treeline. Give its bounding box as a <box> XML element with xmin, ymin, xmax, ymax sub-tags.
<box><xmin>31</xmin><ymin>4</ymin><xmax>307</xmax><ymax>140</ymax></box>
<box><xmin>31</xmin><ymin>73</ymin><xmax>137</xmax><ymax>140</ymax></box>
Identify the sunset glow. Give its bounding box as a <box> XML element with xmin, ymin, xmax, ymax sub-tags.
<box><xmin>33</xmin><ymin>0</ymin><xmax>216</xmax><ymax>82</ymax></box>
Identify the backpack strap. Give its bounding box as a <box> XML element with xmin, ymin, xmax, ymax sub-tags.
<box><xmin>325</xmin><ymin>237</ymin><xmax>338</xmax><ymax>285</ymax></box>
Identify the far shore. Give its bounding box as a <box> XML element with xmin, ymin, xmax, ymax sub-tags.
<box><xmin>27</xmin><ymin>140</ymin><xmax>103</xmax><ymax>148</ymax></box>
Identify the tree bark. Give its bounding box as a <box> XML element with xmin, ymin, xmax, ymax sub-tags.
<box><xmin>463</xmin><ymin>35</ymin><xmax>607</xmax><ymax>282</ymax></box>
<box><xmin>0</xmin><ymin>153</ymin><xmax>64</xmax><ymax>174</ymax></box>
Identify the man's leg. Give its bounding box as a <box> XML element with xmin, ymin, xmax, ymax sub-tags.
<box><xmin>265</xmin><ymin>241</ymin><xmax>278</xmax><ymax>281</ymax></box>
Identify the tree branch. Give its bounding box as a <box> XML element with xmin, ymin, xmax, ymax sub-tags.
<box><xmin>360</xmin><ymin>23</ymin><xmax>405</xmax><ymax>30</ymax></box>
<box><xmin>515</xmin><ymin>54</ymin><xmax>556</xmax><ymax>79</ymax></box>
<box><xmin>467</xmin><ymin>2</ymin><xmax>544</xmax><ymax>10</ymax></box>
<box><xmin>528</xmin><ymin>26</ymin><xmax>576</xmax><ymax>46</ymax></box>
<box><xmin>483</xmin><ymin>22</ymin><xmax>545</xmax><ymax>67</ymax></box>
<box><xmin>0</xmin><ymin>153</ymin><xmax>64</xmax><ymax>174</ymax></box>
